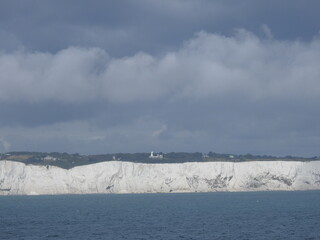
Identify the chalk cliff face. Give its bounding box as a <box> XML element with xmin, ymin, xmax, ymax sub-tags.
<box><xmin>1</xmin><ymin>160</ymin><xmax>320</xmax><ymax>195</ymax></box>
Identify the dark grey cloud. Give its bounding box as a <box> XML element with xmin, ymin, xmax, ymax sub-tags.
<box><xmin>0</xmin><ymin>0</ymin><xmax>320</xmax><ymax>56</ymax></box>
<box><xmin>0</xmin><ymin>1</ymin><xmax>320</xmax><ymax>156</ymax></box>
<box><xmin>0</xmin><ymin>30</ymin><xmax>320</xmax><ymax>156</ymax></box>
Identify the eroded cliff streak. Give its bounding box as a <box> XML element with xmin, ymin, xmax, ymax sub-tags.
<box><xmin>1</xmin><ymin>160</ymin><xmax>320</xmax><ymax>195</ymax></box>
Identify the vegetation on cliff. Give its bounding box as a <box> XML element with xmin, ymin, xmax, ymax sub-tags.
<box><xmin>0</xmin><ymin>151</ymin><xmax>318</xmax><ymax>169</ymax></box>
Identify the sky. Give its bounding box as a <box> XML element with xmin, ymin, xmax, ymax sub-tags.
<box><xmin>0</xmin><ymin>0</ymin><xmax>320</xmax><ymax>156</ymax></box>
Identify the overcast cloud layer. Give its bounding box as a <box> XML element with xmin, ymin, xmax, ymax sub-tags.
<box><xmin>0</xmin><ymin>1</ymin><xmax>320</xmax><ymax>156</ymax></box>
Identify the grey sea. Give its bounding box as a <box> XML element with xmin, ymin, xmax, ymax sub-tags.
<box><xmin>1</xmin><ymin>191</ymin><xmax>320</xmax><ymax>240</ymax></box>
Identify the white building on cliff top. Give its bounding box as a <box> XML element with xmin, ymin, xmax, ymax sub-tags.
<box><xmin>149</xmin><ymin>151</ymin><xmax>163</xmax><ymax>159</ymax></box>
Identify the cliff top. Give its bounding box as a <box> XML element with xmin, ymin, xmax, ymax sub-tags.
<box><xmin>1</xmin><ymin>152</ymin><xmax>319</xmax><ymax>169</ymax></box>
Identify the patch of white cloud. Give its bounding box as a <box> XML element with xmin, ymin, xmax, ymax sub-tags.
<box><xmin>0</xmin><ymin>30</ymin><xmax>320</xmax><ymax>104</ymax></box>
<box><xmin>0</xmin><ymin>138</ymin><xmax>11</xmax><ymax>152</ymax></box>
<box><xmin>152</xmin><ymin>124</ymin><xmax>167</xmax><ymax>138</ymax></box>
<box><xmin>260</xmin><ymin>24</ymin><xmax>274</xmax><ymax>39</ymax></box>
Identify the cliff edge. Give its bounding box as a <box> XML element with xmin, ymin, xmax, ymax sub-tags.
<box><xmin>1</xmin><ymin>160</ymin><xmax>320</xmax><ymax>195</ymax></box>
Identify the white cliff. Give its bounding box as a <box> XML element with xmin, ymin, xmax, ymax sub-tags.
<box><xmin>1</xmin><ymin>160</ymin><xmax>320</xmax><ymax>195</ymax></box>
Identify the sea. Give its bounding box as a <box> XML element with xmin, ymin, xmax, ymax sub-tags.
<box><xmin>1</xmin><ymin>191</ymin><xmax>320</xmax><ymax>240</ymax></box>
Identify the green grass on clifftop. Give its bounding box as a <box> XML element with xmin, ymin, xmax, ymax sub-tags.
<box><xmin>0</xmin><ymin>151</ymin><xmax>318</xmax><ymax>169</ymax></box>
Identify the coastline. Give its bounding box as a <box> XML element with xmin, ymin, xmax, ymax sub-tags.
<box><xmin>1</xmin><ymin>160</ymin><xmax>320</xmax><ymax>196</ymax></box>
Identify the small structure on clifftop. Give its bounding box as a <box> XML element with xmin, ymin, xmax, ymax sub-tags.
<box><xmin>42</xmin><ymin>156</ymin><xmax>57</xmax><ymax>161</ymax></box>
<box><xmin>149</xmin><ymin>151</ymin><xmax>163</xmax><ymax>159</ymax></box>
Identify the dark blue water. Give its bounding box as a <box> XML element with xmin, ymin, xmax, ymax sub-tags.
<box><xmin>1</xmin><ymin>191</ymin><xmax>320</xmax><ymax>240</ymax></box>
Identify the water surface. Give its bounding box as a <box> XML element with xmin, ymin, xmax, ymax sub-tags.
<box><xmin>1</xmin><ymin>191</ymin><xmax>320</xmax><ymax>239</ymax></box>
